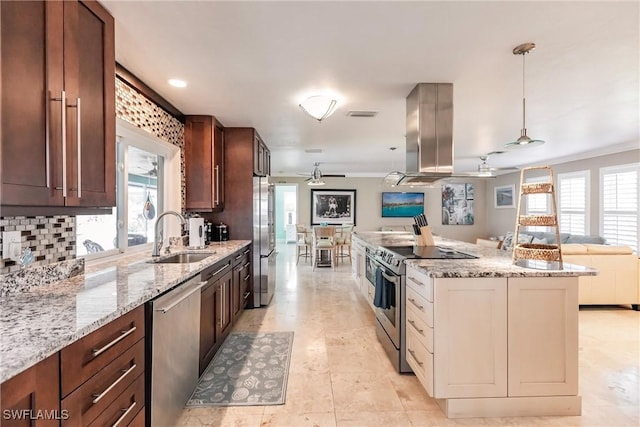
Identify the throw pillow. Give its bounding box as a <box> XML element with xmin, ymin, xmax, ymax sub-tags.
<box><xmin>532</xmin><ymin>237</ymin><xmax>548</xmax><ymax>244</ymax></box>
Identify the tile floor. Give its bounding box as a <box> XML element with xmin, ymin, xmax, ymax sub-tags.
<box><xmin>176</xmin><ymin>242</ymin><xmax>640</xmax><ymax>427</ymax></box>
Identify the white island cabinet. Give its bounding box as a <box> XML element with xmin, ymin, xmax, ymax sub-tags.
<box><xmin>406</xmin><ymin>264</ymin><xmax>580</xmax><ymax>418</ymax></box>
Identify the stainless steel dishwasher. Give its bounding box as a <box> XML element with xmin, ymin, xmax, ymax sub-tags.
<box><xmin>150</xmin><ymin>275</ymin><xmax>204</xmax><ymax>427</ymax></box>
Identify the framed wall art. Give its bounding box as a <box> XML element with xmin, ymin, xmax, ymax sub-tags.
<box><xmin>381</xmin><ymin>192</ymin><xmax>424</xmax><ymax>217</ymax></box>
<box><xmin>441</xmin><ymin>183</ymin><xmax>474</xmax><ymax>225</ymax></box>
<box><xmin>310</xmin><ymin>189</ymin><xmax>356</xmax><ymax>225</ymax></box>
<box><xmin>494</xmin><ymin>184</ymin><xmax>516</xmax><ymax>208</ymax></box>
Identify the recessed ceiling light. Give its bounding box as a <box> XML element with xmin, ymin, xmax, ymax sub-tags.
<box><xmin>168</xmin><ymin>79</ymin><xmax>187</xmax><ymax>88</ymax></box>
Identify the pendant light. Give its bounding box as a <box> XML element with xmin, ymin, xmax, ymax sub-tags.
<box><xmin>504</xmin><ymin>42</ymin><xmax>545</xmax><ymax>149</ymax></box>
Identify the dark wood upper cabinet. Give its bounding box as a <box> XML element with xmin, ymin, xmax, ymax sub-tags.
<box><xmin>1</xmin><ymin>0</ymin><xmax>115</xmax><ymax>209</ymax></box>
<box><xmin>185</xmin><ymin>115</ymin><xmax>225</xmax><ymax>212</ymax></box>
<box><xmin>253</xmin><ymin>134</ymin><xmax>270</xmax><ymax>177</ymax></box>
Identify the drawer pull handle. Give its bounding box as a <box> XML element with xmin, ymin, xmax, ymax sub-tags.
<box><xmin>407</xmin><ymin>276</ymin><xmax>425</xmax><ymax>287</ymax></box>
<box><xmin>92</xmin><ymin>363</ymin><xmax>137</xmax><ymax>404</ymax></box>
<box><xmin>111</xmin><ymin>400</ymin><xmax>137</xmax><ymax>427</ymax></box>
<box><xmin>408</xmin><ymin>319</ymin><xmax>424</xmax><ymax>334</ymax></box>
<box><xmin>243</xmin><ymin>274</ymin><xmax>251</xmax><ymax>281</ymax></box>
<box><xmin>242</xmin><ymin>262</ymin><xmax>250</xmax><ymax>269</ymax></box>
<box><xmin>408</xmin><ymin>298</ymin><xmax>424</xmax><ymax>310</ymax></box>
<box><xmin>235</xmin><ymin>253</ymin><xmax>243</xmax><ymax>260</ymax></box>
<box><xmin>243</xmin><ymin>249</ymin><xmax>250</xmax><ymax>255</ymax></box>
<box><xmin>92</xmin><ymin>326</ymin><xmax>137</xmax><ymax>357</ymax></box>
<box><xmin>207</xmin><ymin>263</ymin><xmax>229</xmax><ymax>279</ymax></box>
<box><xmin>408</xmin><ymin>348</ymin><xmax>424</xmax><ymax>367</ymax></box>
<box><xmin>243</xmin><ymin>291</ymin><xmax>250</xmax><ymax>300</ymax></box>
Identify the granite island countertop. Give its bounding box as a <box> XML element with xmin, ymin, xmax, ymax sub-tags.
<box><xmin>353</xmin><ymin>231</ymin><xmax>596</xmax><ymax>278</ymax></box>
<box><xmin>0</xmin><ymin>240</ymin><xmax>251</xmax><ymax>383</ymax></box>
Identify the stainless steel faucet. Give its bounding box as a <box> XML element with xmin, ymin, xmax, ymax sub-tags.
<box><xmin>152</xmin><ymin>210</ymin><xmax>186</xmax><ymax>257</ymax></box>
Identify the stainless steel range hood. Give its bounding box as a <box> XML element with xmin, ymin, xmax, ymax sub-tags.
<box><xmin>386</xmin><ymin>83</ymin><xmax>457</xmax><ymax>186</ymax></box>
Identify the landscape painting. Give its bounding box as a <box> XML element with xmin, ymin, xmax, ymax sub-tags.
<box><xmin>381</xmin><ymin>192</ymin><xmax>424</xmax><ymax>218</ymax></box>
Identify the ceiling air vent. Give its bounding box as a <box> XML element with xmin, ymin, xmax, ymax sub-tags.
<box><xmin>346</xmin><ymin>110</ymin><xmax>378</xmax><ymax>118</ymax></box>
<box><xmin>304</xmin><ymin>148</ymin><xmax>323</xmax><ymax>153</ymax></box>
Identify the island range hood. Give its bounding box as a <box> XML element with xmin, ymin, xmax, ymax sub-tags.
<box><xmin>385</xmin><ymin>83</ymin><xmax>471</xmax><ymax>186</ymax></box>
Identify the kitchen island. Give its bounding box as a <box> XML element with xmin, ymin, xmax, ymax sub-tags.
<box><xmin>353</xmin><ymin>232</ymin><xmax>596</xmax><ymax>419</ymax></box>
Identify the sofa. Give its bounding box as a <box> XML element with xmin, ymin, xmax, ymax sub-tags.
<box><xmin>499</xmin><ymin>231</ymin><xmax>639</xmax><ymax>309</ymax></box>
<box><xmin>562</xmin><ymin>243</ymin><xmax>639</xmax><ymax>309</ymax></box>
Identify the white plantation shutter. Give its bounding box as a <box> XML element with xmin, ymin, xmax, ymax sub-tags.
<box><xmin>525</xmin><ymin>176</ymin><xmax>550</xmax><ymax>232</ymax></box>
<box><xmin>558</xmin><ymin>171</ymin><xmax>588</xmax><ymax>235</ymax></box>
<box><xmin>600</xmin><ymin>164</ymin><xmax>639</xmax><ymax>252</ymax></box>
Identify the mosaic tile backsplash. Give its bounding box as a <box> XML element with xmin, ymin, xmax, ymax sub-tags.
<box><xmin>1</xmin><ymin>78</ymin><xmax>186</xmax><ymax>277</ymax></box>
<box><xmin>115</xmin><ymin>77</ymin><xmax>186</xmax><ymax>211</ymax></box>
<box><xmin>0</xmin><ymin>216</ymin><xmax>76</xmax><ymax>274</ymax></box>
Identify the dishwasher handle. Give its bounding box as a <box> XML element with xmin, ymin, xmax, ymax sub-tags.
<box><xmin>155</xmin><ymin>280</ymin><xmax>205</xmax><ymax>314</ymax></box>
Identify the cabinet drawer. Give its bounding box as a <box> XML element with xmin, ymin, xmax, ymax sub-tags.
<box><xmin>232</xmin><ymin>248</ymin><xmax>251</xmax><ymax>267</ymax></box>
<box><xmin>406</xmin><ymin>285</ymin><xmax>433</xmax><ymax>327</ymax></box>
<box><xmin>406</xmin><ymin>327</ymin><xmax>434</xmax><ymax>397</ymax></box>
<box><xmin>62</xmin><ymin>339</ymin><xmax>144</xmax><ymax>427</ymax></box>
<box><xmin>127</xmin><ymin>407</ymin><xmax>145</xmax><ymax>427</ymax></box>
<box><xmin>406</xmin><ymin>303</ymin><xmax>433</xmax><ymax>353</ymax></box>
<box><xmin>87</xmin><ymin>374</ymin><xmax>144</xmax><ymax>427</ymax></box>
<box><xmin>407</xmin><ymin>267</ymin><xmax>434</xmax><ymax>301</ymax></box>
<box><xmin>201</xmin><ymin>258</ymin><xmax>233</xmax><ymax>283</ymax></box>
<box><xmin>61</xmin><ymin>305</ymin><xmax>144</xmax><ymax>397</ymax></box>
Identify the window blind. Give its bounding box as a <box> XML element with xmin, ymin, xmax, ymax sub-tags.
<box><xmin>600</xmin><ymin>165</ymin><xmax>639</xmax><ymax>252</ymax></box>
<box><xmin>525</xmin><ymin>176</ymin><xmax>550</xmax><ymax>232</ymax></box>
<box><xmin>558</xmin><ymin>171</ymin><xmax>588</xmax><ymax>235</ymax></box>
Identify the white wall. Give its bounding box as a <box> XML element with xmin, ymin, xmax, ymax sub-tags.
<box><xmin>271</xmin><ymin>176</ymin><xmax>488</xmax><ymax>243</ymax></box>
<box><xmin>484</xmin><ymin>149</ymin><xmax>640</xmax><ymax>238</ymax></box>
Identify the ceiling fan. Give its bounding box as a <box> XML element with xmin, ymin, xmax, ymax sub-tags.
<box><xmin>475</xmin><ymin>152</ymin><xmax>518</xmax><ymax>176</ymax></box>
<box><xmin>300</xmin><ymin>162</ymin><xmax>346</xmax><ymax>182</ymax></box>
<box><xmin>135</xmin><ymin>161</ymin><xmax>158</xmax><ymax>177</ymax></box>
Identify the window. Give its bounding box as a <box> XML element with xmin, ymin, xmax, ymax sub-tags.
<box><xmin>525</xmin><ymin>175</ymin><xmax>550</xmax><ymax>232</ymax></box>
<box><xmin>600</xmin><ymin>164</ymin><xmax>639</xmax><ymax>252</ymax></box>
<box><xmin>558</xmin><ymin>171</ymin><xmax>589</xmax><ymax>235</ymax></box>
<box><xmin>76</xmin><ymin>120</ymin><xmax>180</xmax><ymax>258</ymax></box>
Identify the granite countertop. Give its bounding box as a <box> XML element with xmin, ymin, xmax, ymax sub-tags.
<box><xmin>0</xmin><ymin>240</ymin><xmax>251</xmax><ymax>383</ymax></box>
<box><xmin>354</xmin><ymin>231</ymin><xmax>596</xmax><ymax>278</ymax></box>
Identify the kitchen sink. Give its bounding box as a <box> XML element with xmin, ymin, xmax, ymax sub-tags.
<box><xmin>153</xmin><ymin>253</ymin><xmax>214</xmax><ymax>264</ymax></box>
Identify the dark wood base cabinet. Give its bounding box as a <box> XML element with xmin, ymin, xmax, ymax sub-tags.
<box><xmin>0</xmin><ymin>354</ymin><xmax>60</xmax><ymax>427</ymax></box>
<box><xmin>0</xmin><ymin>306</ymin><xmax>145</xmax><ymax>427</ymax></box>
<box><xmin>199</xmin><ymin>248</ymin><xmax>251</xmax><ymax>375</ymax></box>
<box><xmin>232</xmin><ymin>249</ymin><xmax>251</xmax><ymax>320</ymax></box>
<box><xmin>199</xmin><ymin>258</ymin><xmax>233</xmax><ymax>375</ymax></box>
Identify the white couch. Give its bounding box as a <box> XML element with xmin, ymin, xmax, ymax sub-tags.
<box><xmin>562</xmin><ymin>244</ymin><xmax>639</xmax><ymax>310</ymax></box>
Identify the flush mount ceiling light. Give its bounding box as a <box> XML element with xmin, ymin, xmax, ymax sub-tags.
<box><xmin>168</xmin><ymin>78</ymin><xmax>187</xmax><ymax>88</ymax></box>
<box><xmin>299</xmin><ymin>95</ymin><xmax>338</xmax><ymax>122</ymax></box>
<box><xmin>505</xmin><ymin>42</ymin><xmax>545</xmax><ymax>149</ymax></box>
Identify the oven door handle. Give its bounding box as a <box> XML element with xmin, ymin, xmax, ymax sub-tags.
<box><xmin>380</xmin><ymin>270</ymin><xmax>398</xmax><ymax>284</ymax></box>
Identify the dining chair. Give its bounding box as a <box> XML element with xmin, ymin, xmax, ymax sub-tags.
<box><xmin>295</xmin><ymin>225</ymin><xmax>311</xmax><ymax>264</ymax></box>
<box><xmin>335</xmin><ymin>225</ymin><xmax>354</xmax><ymax>263</ymax></box>
<box><xmin>312</xmin><ymin>226</ymin><xmax>337</xmax><ymax>270</ymax></box>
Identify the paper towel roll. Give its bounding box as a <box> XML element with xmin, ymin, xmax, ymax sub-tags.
<box><xmin>188</xmin><ymin>218</ymin><xmax>205</xmax><ymax>248</ymax></box>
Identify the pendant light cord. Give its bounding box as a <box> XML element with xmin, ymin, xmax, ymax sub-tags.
<box><xmin>522</xmin><ymin>52</ymin><xmax>526</xmax><ymax>133</ymax></box>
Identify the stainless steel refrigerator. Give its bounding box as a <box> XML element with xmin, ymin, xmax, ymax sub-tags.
<box><xmin>253</xmin><ymin>176</ymin><xmax>276</xmax><ymax>306</ymax></box>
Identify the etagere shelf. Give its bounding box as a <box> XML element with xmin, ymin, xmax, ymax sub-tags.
<box><xmin>513</xmin><ymin>166</ymin><xmax>563</xmax><ymax>268</ymax></box>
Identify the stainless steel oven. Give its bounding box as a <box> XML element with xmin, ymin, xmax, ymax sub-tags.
<box><xmin>364</xmin><ymin>246</ymin><xmax>377</xmax><ymax>286</ymax></box>
<box><xmin>367</xmin><ymin>249</ymin><xmax>411</xmax><ymax>373</ymax></box>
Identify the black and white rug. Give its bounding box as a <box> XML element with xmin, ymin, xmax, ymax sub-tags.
<box><xmin>186</xmin><ymin>331</ymin><xmax>294</xmax><ymax>407</ymax></box>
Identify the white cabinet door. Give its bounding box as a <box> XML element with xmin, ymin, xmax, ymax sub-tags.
<box><xmin>507</xmin><ymin>277</ymin><xmax>579</xmax><ymax>397</ymax></box>
<box><xmin>433</xmin><ymin>277</ymin><xmax>508</xmax><ymax>398</ymax></box>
